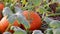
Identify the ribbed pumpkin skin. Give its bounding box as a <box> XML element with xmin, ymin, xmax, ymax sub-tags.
<box><xmin>0</xmin><ymin>16</ymin><xmax>20</xmax><ymax>33</ymax></box>
<box><xmin>23</xmin><ymin>11</ymin><xmax>42</xmax><ymax>31</ymax></box>
<box><xmin>0</xmin><ymin>16</ymin><xmax>9</xmax><ymax>33</ymax></box>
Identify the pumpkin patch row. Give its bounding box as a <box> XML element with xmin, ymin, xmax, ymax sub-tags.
<box><xmin>0</xmin><ymin>7</ymin><xmax>42</xmax><ymax>34</ymax></box>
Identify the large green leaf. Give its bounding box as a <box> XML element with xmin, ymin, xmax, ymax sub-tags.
<box><xmin>49</xmin><ymin>20</ymin><xmax>60</xmax><ymax>29</ymax></box>
<box><xmin>7</xmin><ymin>12</ymin><xmax>30</xmax><ymax>29</ymax></box>
<box><xmin>11</xmin><ymin>26</ymin><xmax>27</xmax><ymax>34</ymax></box>
<box><xmin>16</xmin><ymin>13</ymin><xmax>30</xmax><ymax>29</ymax></box>
<box><xmin>2</xmin><ymin>7</ymin><xmax>13</xmax><ymax>16</ymax></box>
<box><xmin>44</xmin><ymin>17</ymin><xmax>53</xmax><ymax>24</ymax></box>
<box><xmin>44</xmin><ymin>28</ymin><xmax>53</xmax><ymax>34</ymax></box>
<box><xmin>53</xmin><ymin>28</ymin><xmax>60</xmax><ymax>34</ymax></box>
<box><xmin>7</xmin><ymin>14</ymin><xmax>16</xmax><ymax>24</ymax></box>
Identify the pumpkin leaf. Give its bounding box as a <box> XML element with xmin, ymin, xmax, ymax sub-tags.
<box><xmin>16</xmin><ymin>13</ymin><xmax>30</xmax><ymax>29</ymax></box>
<box><xmin>32</xmin><ymin>30</ymin><xmax>43</xmax><ymax>34</ymax></box>
<box><xmin>53</xmin><ymin>28</ymin><xmax>60</xmax><ymax>34</ymax></box>
<box><xmin>11</xmin><ymin>26</ymin><xmax>27</xmax><ymax>34</ymax></box>
<box><xmin>2</xmin><ymin>7</ymin><xmax>13</xmax><ymax>16</ymax></box>
<box><xmin>49</xmin><ymin>20</ymin><xmax>60</xmax><ymax>29</ymax></box>
<box><xmin>7</xmin><ymin>14</ymin><xmax>16</xmax><ymax>24</ymax></box>
<box><xmin>3</xmin><ymin>32</ymin><xmax>11</xmax><ymax>34</ymax></box>
<box><xmin>8</xmin><ymin>12</ymin><xmax>30</xmax><ymax>29</ymax></box>
<box><xmin>44</xmin><ymin>28</ymin><xmax>53</xmax><ymax>34</ymax></box>
<box><xmin>44</xmin><ymin>17</ymin><xmax>53</xmax><ymax>24</ymax></box>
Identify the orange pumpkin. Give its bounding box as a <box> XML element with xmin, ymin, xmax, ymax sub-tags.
<box><xmin>0</xmin><ymin>3</ymin><xmax>4</xmax><ymax>11</ymax></box>
<box><xmin>0</xmin><ymin>16</ymin><xmax>20</xmax><ymax>33</ymax></box>
<box><xmin>0</xmin><ymin>3</ymin><xmax>4</xmax><ymax>20</ymax></box>
<box><xmin>0</xmin><ymin>16</ymin><xmax>9</xmax><ymax>33</ymax></box>
<box><xmin>22</xmin><ymin>11</ymin><xmax>42</xmax><ymax>31</ymax></box>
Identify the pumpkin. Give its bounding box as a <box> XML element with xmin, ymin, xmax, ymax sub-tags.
<box><xmin>0</xmin><ymin>3</ymin><xmax>4</xmax><ymax>11</ymax></box>
<box><xmin>0</xmin><ymin>16</ymin><xmax>20</xmax><ymax>33</ymax></box>
<box><xmin>0</xmin><ymin>16</ymin><xmax>9</xmax><ymax>33</ymax></box>
<box><xmin>22</xmin><ymin>11</ymin><xmax>42</xmax><ymax>31</ymax></box>
<box><xmin>0</xmin><ymin>3</ymin><xmax>4</xmax><ymax>20</ymax></box>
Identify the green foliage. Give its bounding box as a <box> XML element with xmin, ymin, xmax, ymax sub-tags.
<box><xmin>16</xmin><ymin>13</ymin><xmax>30</xmax><ymax>29</ymax></box>
<box><xmin>52</xmin><ymin>0</ymin><xmax>57</xmax><ymax>2</ymax></box>
<box><xmin>3</xmin><ymin>32</ymin><xmax>11</xmax><ymax>34</ymax></box>
<box><xmin>30</xmin><ymin>0</ymin><xmax>42</xmax><ymax>6</ymax></box>
<box><xmin>21</xmin><ymin>0</ymin><xmax>27</xmax><ymax>5</ymax></box>
<box><xmin>44</xmin><ymin>17</ymin><xmax>53</xmax><ymax>24</ymax></box>
<box><xmin>2</xmin><ymin>7</ymin><xmax>13</xmax><ymax>16</ymax></box>
<box><xmin>44</xmin><ymin>28</ymin><xmax>53</xmax><ymax>34</ymax></box>
<box><xmin>53</xmin><ymin>28</ymin><xmax>60</xmax><ymax>34</ymax></box>
<box><xmin>14</xmin><ymin>7</ymin><xmax>23</xmax><ymax>13</ymax></box>
<box><xmin>36</xmin><ymin>7</ymin><xmax>47</xmax><ymax>14</ymax></box>
<box><xmin>44</xmin><ymin>17</ymin><xmax>60</xmax><ymax>34</ymax></box>
<box><xmin>32</xmin><ymin>30</ymin><xmax>43</xmax><ymax>34</ymax></box>
<box><xmin>10</xmin><ymin>26</ymin><xmax>27</xmax><ymax>34</ymax></box>
<box><xmin>14</xmin><ymin>31</ymin><xmax>27</xmax><ymax>34</ymax></box>
<box><xmin>2</xmin><ymin>7</ymin><xmax>30</xmax><ymax>29</ymax></box>
<box><xmin>7</xmin><ymin>14</ymin><xmax>16</xmax><ymax>24</ymax></box>
<box><xmin>56</xmin><ymin>7</ymin><xmax>60</xmax><ymax>13</ymax></box>
<box><xmin>1</xmin><ymin>0</ymin><xmax>60</xmax><ymax>34</ymax></box>
<box><xmin>49</xmin><ymin>20</ymin><xmax>60</xmax><ymax>29</ymax></box>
